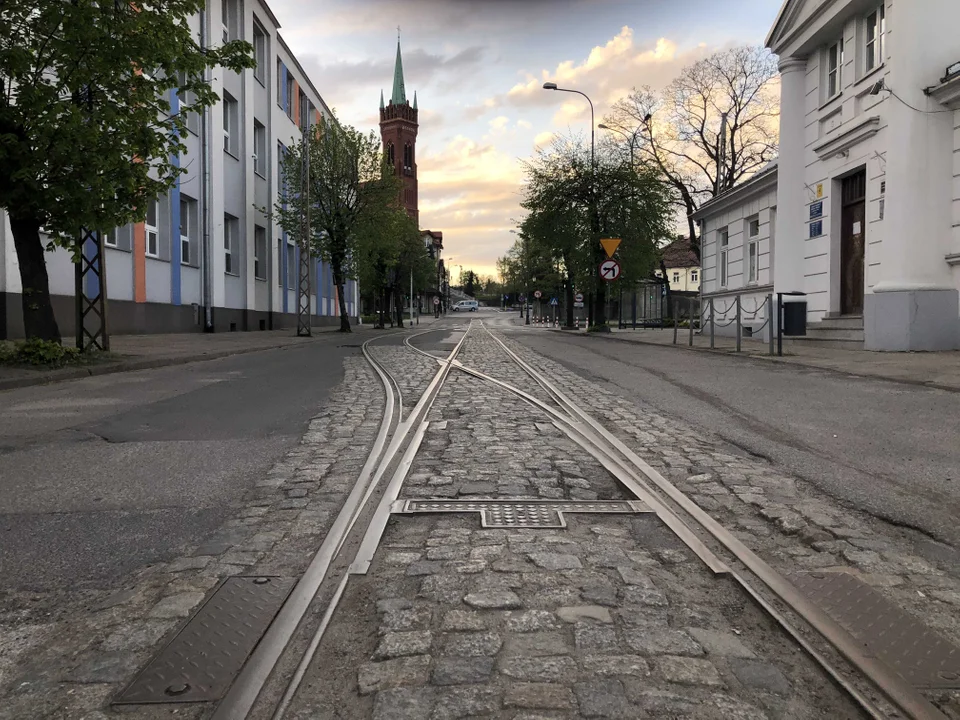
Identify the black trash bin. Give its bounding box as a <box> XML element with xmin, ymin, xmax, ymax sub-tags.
<box><xmin>782</xmin><ymin>301</ymin><xmax>807</xmax><ymax>336</ymax></box>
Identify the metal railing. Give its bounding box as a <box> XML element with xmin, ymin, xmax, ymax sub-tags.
<box><xmin>668</xmin><ymin>293</ymin><xmax>776</xmax><ymax>355</ymax></box>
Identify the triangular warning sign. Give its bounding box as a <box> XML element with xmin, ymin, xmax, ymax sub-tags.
<box><xmin>600</xmin><ymin>238</ymin><xmax>621</xmax><ymax>258</ymax></box>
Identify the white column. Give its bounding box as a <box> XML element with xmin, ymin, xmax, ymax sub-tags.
<box><xmin>772</xmin><ymin>58</ymin><xmax>808</xmax><ymax>298</ymax></box>
<box><xmin>865</xmin><ymin>0</ymin><xmax>960</xmax><ymax>350</ymax></box>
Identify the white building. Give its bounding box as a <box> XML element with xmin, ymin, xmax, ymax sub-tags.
<box><xmin>0</xmin><ymin>0</ymin><xmax>359</xmax><ymax>339</ymax></box>
<box><xmin>698</xmin><ymin>1</ymin><xmax>960</xmax><ymax>350</ymax></box>
<box><xmin>767</xmin><ymin>0</ymin><xmax>960</xmax><ymax>350</ymax></box>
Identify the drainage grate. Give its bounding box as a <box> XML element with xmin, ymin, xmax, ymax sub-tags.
<box><xmin>788</xmin><ymin>571</ymin><xmax>960</xmax><ymax>689</ymax></box>
<box><xmin>393</xmin><ymin>499</ymin><xmax>651</xmax><ymax>529</ymax></box>
<box><xmin>114</xmin><ymin>576</ymin><xmax>295</xmax><ymax>704</ymax></box>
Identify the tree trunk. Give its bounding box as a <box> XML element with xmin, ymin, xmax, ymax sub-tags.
<box><xmin>562</xmin><ymin>254</ymin><xmax>574</xmax><ymax>329</ymax></box>
<box><xmin>394</xmin><ymin>285</ymin><xmax>404</xmax><ymax>328</ymax></box>
<box><xmin>9</xmin><ymin>213</ymin><xmax>62</xmax><ymax>342</ymax></box>
<box><xmin>332</xmin><ymin>266</ymin><xmax>351</xmax><ymax>332</ymax></box>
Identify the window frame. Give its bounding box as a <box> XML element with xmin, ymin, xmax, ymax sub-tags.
<box><xmin>253</xmin><ymin>120</ymin><xmax>267</xmax><ymax>177</ymax></box>
<box><xmin>285</xmin><ymin>75</ymin><xmax>294</xmax><ymax>119</ymax></box>
<box><xmin>718</xmin><ymin>227</ymin><xmax>729</xmax><ymax>288</ymax></box>
<box><xmin>223</xmin><ymin>91</ymin><xmax>238</xmax><ymax>157</ymax></box>
<box><xmin>826</xmin><ymin>38</ymin><xmax>844</xmax><ymax>100</ymax></box>
<box><xmin>690</xmin><ymin>270</ymin><xmax>698</xmax><ymax>283</ymax></box>
<box><xmin>864</xmin><ymin>4</ymin><xmax>885</xmax><ymax>74</ymax></box>
<box><xmin>103</xmin><ymin>229</ymin><xmax>118</xmax><ymax>248</ymax></box>
<box><xmin>224</xmin><ymin>214</ymin><xmax>238</xmax><ymax>276</ymax></box>
<box><xmin>145</xmin><ymin>198</ymin><xmax>160</xmax><ymax>258</ymax></box>
<box><xmin>286</xmin><ymin>243</ymin><xmax>295</xmax><ymax>289</ymax></box>
<box><xmin>254</xmin><ymin>225</ymin><xmax>267</xmax><ymax>280</ymax></box>
<box><xmin>180</xmin><ymin>195</ymin><xmax>196</xmax><ymax>266</ymax></box>
<box><xmin>253</xmin><ymin>22</ymin><xmax>266</xmax><ymax>85</ymax></box>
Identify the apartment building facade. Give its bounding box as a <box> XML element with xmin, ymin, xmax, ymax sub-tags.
<box><xmin>0</xmin><ymin>0</ymin><xmax>357</xmax><ymax>339</ymax></box>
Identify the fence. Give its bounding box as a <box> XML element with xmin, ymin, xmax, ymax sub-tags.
<box><xmin>667</xmin><ymin>293</ymin><xmax>778</xmax><ymax>356</ymax></box>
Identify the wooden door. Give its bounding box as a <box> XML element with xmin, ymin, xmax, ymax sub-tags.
<box><xmin>841</xmin><ymin>170</ymin><xmax>866</xmax><ymax>315</ymax></box>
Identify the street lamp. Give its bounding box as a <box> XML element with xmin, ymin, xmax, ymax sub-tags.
<box><xmin>544</xmin><ymin>81</ymin><xmax>601</xmax><ymax>328</ymax></box>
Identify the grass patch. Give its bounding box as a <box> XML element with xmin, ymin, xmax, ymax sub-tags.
<box><xmin>0</xmin><ymin>339</ymin><xmax>113</xmax><ymax>369</ymax></box>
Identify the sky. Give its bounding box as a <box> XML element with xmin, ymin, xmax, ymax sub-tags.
<box><xmin>269</xmin><ymin>0</ymin><xmax>784</xmax><ymax>279</ymax></box>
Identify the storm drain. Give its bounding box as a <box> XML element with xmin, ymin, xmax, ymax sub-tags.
<box><xmin>392</xmin><ymin>498</ymin><xmax>652</xmax><ymax>529</ymax></box>
<box><xmin>788</xmin><ymin>571</ymin><xmax>960</xmax><ymax>689</ymax></box>
<box><xmin>114</xmin><ymin>575</ymin><xmax>295</xmax><ymax>705</ymax></box>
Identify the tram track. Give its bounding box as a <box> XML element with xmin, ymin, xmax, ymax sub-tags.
<box><xmin>216</xmin><ymin>318</ymin><xmax>948</xmax><ymax>720</ymax></box>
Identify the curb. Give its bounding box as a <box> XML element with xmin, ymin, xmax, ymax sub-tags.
<box><xmin>0</xmin><ymin>340</ymin><xmax>317</xmax><ymax>392</ymax></box>
<box><xmin>549</xmin><ymin>328</ymin><xmax>960</xmax><ymax>395</ymax></box>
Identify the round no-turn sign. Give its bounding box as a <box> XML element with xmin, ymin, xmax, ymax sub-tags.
<box><xmin>534</xmin><ymin>290</ymin><xmax>542</xmax><ymax>299</ymax></box>
<box><xmin>574</xmin><ymin>293</ymin><xmax>584</xmax><ymax>303</ymax></box>
<box><xmin>599</xmin><ymin>259</ymin><xmax>621</xmax><ymax>281</ymax></box>
<box><xmin>433</xmin><ymin>297</ymin><xmax>440</xmax><ymax>305</ymax></box>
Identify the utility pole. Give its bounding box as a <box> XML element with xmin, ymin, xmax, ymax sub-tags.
<box><xmin>296</xmin><ymin>100</ymin><xmax>312</xmax><ymax>336</ymax></box>
<box><xmin>715</xmin><ymin>111</ymin><xmax>728</xmax><ymax>196</ymax></box>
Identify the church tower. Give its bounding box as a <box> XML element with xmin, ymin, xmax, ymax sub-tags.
<box><xmin>379</xmin><ymin>35</ymin><xmax>419</xmax><ymax>225</ymax></box>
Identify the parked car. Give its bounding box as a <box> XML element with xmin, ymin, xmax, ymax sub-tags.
<box><xmin>453</xmin><ymin>300</ymin><xmax>479</xmax><ymax>312</ymax></box>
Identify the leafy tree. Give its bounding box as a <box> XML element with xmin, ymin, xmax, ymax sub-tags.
<box><xmin>459</xmin><ymin>269</ymin><xmax>479</xmax><ymax>298</ymax></box>
<box><xmin>276</xmin><ymin>118</ymin><xmax>400</xmax><ymax>332</ymax></box>
<box><xmin>0</xmin><ymin>0</ymin><xmax>254</xmax><ymax>341</ymax></box>
<box><xmin>604</xmin><ymin>45</ymin><xmax>779</xmax><ymax>258</ymax></box>
<box><xmin>519</xmin><ymin>133</ymin><xmax>672</xmax><ymax>329</ymax></box>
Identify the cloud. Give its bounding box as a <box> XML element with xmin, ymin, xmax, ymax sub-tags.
<box><xmin>517</xmin><ymin>119</ymin><xmax>532</xmax><ymax>129</ymax></box>
<box><xmin>417</xmin><ymin>135</ymin><xmax>526</xmax><ymax>275</ymax></box>
<box><xmin>533</xmin><ymin>130</ymin><xmax>555</xmax><ymax>148</ymax></box>
<box><xmin>483</xmin><ymin>29</ymin><xmax>714</xmax><ymax>128</ymax></box>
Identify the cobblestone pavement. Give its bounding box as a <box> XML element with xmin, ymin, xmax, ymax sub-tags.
<box><xmin>0</xmin><ymin>357</ymin><xmax>384</xmax><ymax>720</ymax></box>
<box><xmin>284</xmin><ymin>322</ymin><xmax>889</xmax><ymax>719</ymax></box>
<box><xmin>369</xmin><ymin>342</ymin><xmax>439</xmax><ymax>417</ymax></box>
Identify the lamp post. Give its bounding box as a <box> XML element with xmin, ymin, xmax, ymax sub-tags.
<box><xmin>543</xmin><ymin>81</ymin><xmax>604</xmax><ymax>328</ymax></box>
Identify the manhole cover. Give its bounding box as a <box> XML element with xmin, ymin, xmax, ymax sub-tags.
<box><xmin>393</xmin><ymin>498</ymin><xmax>651</xmax><ymax>529</ymax></box>
<box><xmin>788</xmin><ymin>571</ymin><xmax>960</xmax><ymax>689</ymax></box>
<box><xmin>114</xmin><ymin>576</ymin><xmax>295</xmax><ymax>704</ymax></box>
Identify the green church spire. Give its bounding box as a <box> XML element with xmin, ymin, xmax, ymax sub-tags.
<box><xmin>391</xmin><ymin>36</ymin><xmax>406</xmax><ymax>105</ymax></box>
<box><xmin>413</xmin><ymin>91</ymin><xmax>417</xmax><ymax>110</ymax></box>
<box><xmin>380</xmin><ymin>89</ymin><xmax>384</xmax><ymax>110</ymax></box>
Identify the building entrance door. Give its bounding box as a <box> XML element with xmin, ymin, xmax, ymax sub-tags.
<box><xmin>840</xmin><ymin>170</ymin><xmax>866</xmax><ymax>315</ymax></box>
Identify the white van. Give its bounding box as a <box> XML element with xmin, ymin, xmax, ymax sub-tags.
<box><xmin>453</xmin><ymin>300</ymin><xmax>479</xmax><ymax>312</ymax></box>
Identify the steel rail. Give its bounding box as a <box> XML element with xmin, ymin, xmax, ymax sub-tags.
<box><xmin>211</xmin><ymin>334</ymin><xmax>401</xmax><ymax>720</ymax></box>
<box><xmin>265</xmin><ymin>321</ymin><xmax>472</xmax><ymax>720</ymax></box>
<box><xmin>479</xmin><ymin>323</ymin><xmax>942</xmax><ymax>720</ymax></box>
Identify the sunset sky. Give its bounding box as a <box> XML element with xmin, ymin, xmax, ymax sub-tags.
<box><xmin>269</xmin><ymin>0</ymin><xmax>783</xmax><ymax>279</ymax></box>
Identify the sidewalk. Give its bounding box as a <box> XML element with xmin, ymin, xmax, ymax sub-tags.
<box><xmin>0</xmin><ymin>324</ymin><xmax>361</xmax><ymax>391</ymax></box>
<box><xmin>565</xmin><ymin>325</ymin><xmax>960</xmax><ymax>392</ymax></box>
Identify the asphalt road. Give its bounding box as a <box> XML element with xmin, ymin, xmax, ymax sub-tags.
<box><xmin>491</xmin><ymin>316</ymin><xmax>960</xmax><ymax>562</ymax></box>
<box><xmin>0</xmin><ymin>336</ymin><xmax>361</xmax><ymax>593</ymax></box>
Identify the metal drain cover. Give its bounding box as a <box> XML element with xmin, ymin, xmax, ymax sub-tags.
<box><xmin>114</xmin><ymin>576</ymin><xmax>295</xmax><ymax>704</ymax></box>
<box><xmin>392</xmin><ymin>498</ymin><xmax>651</xmax><ymax>528</ymax></box>
<box><xmin>788</xmin><ymin>571</ymin><xmax>960</xmax><ymax>689</ymax></box>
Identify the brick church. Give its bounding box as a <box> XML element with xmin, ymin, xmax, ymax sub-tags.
<box><xmin>379</xmin><ymin>36</ymin><xmax>445</xmax><ymax>305</ymax></box>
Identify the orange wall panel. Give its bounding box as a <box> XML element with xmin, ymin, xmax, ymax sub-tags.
<box><xmin>133</xmin><ymin>222</ymin><xmax>146</xmax><ymax>302</ymax></box>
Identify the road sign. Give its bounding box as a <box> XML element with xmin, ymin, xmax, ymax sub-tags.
<box><xmin>433</xmin><ymin>296</ymin><xmax>440</xmax><ymax>305</ymax></box>
<box><xmin>599</xmin><ymin>259</ymin><xmax>621</xmax><ymax>281</ymax></box>
<box><xmin>534</xmin><ymin>290</ymin><xmax>542</xmax><ymax>299</ymax></box>
<box><xmin>600</xmin><ymin>238</ymin><xmax>622</xmax><ymax>258</ymax></box>
<box><xmin>549</xmin><ymin>297</ymin><xmax>558</xmax><ymax>306</ymax></box>
<box><xmin>574</xmin><ymin>302</ymin><xmax>584</xmax><ymax>308</ymax></box>
<box><xmin>574</xmin><ymin>293</ymin><xmax>584</xmax><ymax>303</ymax></box>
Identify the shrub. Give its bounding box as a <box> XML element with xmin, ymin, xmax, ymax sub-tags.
<box><xmin>0</xmin><ymin>339</ymin><xmax>84</xmax><ymax>367</ymax></box>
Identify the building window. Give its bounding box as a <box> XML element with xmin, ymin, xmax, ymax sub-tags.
<box><xmin>253</xmin><ymin>22</ymin><xmax>266</xmax><ymax>84</ymax></box>
<box><xmin>103</xmin><ymin>230</ymin><xmax>117</xmax><ymax>248</ymax></box>
<box><xmin>865</xmin><ymin>4</ymin><xmax>885</xmax><ymax>73</ymax></box>
<box><xmin>691</xmin><ymin>270</ymin><xmax>698</xmax><ymax>283</ymax></box>
<box><xmin>223</xmin><ymin>91</ymin><xmax>238</xmax><ymax>156</ymax></box>
<box><xmin>826</xmin><ymin>38</ymin><xmax>843</xmax><ymax>99</ymax></box>
<box><xmin>718</xmin><ymin>227</ymin><xmax>729</xmax><ymax>287</ymax></box>
<box><xmin>403</xmin><ymin>143</ymin><xmax>412</xmax><ymax>173</ymax></box>
<box><xmin>254</xmin><ymin>225</ymin><xmax>267</xmax><ymax>280</ymax></box>
<box><xmin>299</xmin><ymin>90</ymin><xmax>308</xmax><ymax>131</ymax></box>
<box><xmin>286</xmin><ymin>244</ymin><xmax>295</xmax><ymax>289</ymax></box>
<box><xmin>879</xmin><ymin>180</ymin><xmax>886</xmax><ymax>220</ymax></box>
<box><xmin>221</xmin><ymin>0</ymin><xmax>234</xmax><ymax>43</ymax></box>
<box><xmin>277</xmin><ymin>238</ymin><xmax>283</xmax><ymax>286</ymax></box>
<box><xmin>180</xmin><ymin>195</ymin><xmax>197</xmax><ymax>266</ymax></box>
<box><xmin>276</xmin><ymin>60</ymin><xmax>283</xmax><ymax>106</ymax></box>
<box><xmin>224</xmin><ymin>214</ymin><xmax>238</xmax><ymax>275</ymax></box>
<box><xmin>387</xmin><ymin>143</ymin><xmax>395</xmax><ymax>166</ymax></box>
<box><xmin>285</xmin><ymin>75</ymin><xmax>294</xmax><ymax>119</ymax></box>
<box><xmin>145</xmin><ymin>198</ymin><xmax>160</xmax><ymax>258</ymax></box>
<box><xmin>177</xmin><ymin>71</ymin><xmax>199</xmax><ymax>134</ymax></box>
<box><xmin>254</xmin><ymin>120</ymin><xmax>266</xmax><ymax>176</ymax></box>
<box><xmin>672</xmin><ymin>271</ymin><xmax>680</xmax><ymax>283</ymax></box>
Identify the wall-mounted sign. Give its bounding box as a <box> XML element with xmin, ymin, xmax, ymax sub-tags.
<box><xmin>816</xmin><ymin>183</ymin><xmax>824</xmax><ymax>199</ymax></box>
<box><xmin>809</xmin><ymin>220</ymin><xmax>823</xmax><ymax>238</ymax></box>
<box><xmin>853</xmin><ymin>221</ymin><xmax>862</xmax><ymax>235</ymax></box>
<box><xmin>810</xmin><ymin>201</ymin><xmax>823</xmax><ymax>220</ymax></box>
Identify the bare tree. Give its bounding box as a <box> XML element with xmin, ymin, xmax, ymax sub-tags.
<box><xmin>605</xmin><ymin>45</ymin><xmax>779</xmax><ymax>259</ymax></box>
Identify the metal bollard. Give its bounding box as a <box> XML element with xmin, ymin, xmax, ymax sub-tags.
<box><xmin>672</xmin><ymin>301</ymin><xmax>678</xmax><ymax>345</ymax></box>
<box><xmin>710</xmin><ymin>298</ymin><xmax>715</xmax><ymax>349</ymax></box>
<box><xmin>767</xmin><ymin>294</ymin><xmax>774</xmax><ymax>356</ymax></box>
<box><xmin>688</xmin><ymin>298</ymin><xmax>694</xmax><ymax>347</ymax></box>
<box><xmin>736</xmin><ymin>296</ymin><xmax>742</xmax><ymax>353</ymax></box>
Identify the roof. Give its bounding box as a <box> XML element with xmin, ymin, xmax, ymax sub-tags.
<box><xmin>692</xmin><ymin>159</ymin><xmax>779</xmax><ymax>221</ymax></box>
<box><xmin>660</xmin><ymin>238</ymin><xmax>699</xmax><ymax>269</ymax></box>
<box><xmin>392</xmin><ymin>40</ymin><xmax>407</xmax><ymax>104</ymax></box>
